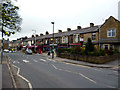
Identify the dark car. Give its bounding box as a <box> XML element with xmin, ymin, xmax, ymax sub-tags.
<box><xmin>25</xmin><ymin>48</ymin><xmax>32</xmax><ymax>55</ymax></box>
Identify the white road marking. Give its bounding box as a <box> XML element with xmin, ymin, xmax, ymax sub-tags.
<box><xmin>12</xmin><ymin>64</ymin><xmax>33</xmax><ymax>89</ymax></box>
<box><xmin>47</xmin><ymin>58</ymin><xmax>56</xmax><ymax>62</ymax></box>
<box><xmin>51</xmin><ymin>64</ymin><xmax>96</xmax><ymax>84</ymax></box>
<box><xmin>64</xmin><ymin>62</ymin><xmax>91</xmax><ymax>68</ymax></box>
<box><xmin>7</xmin><ymin>63</ymin><xmax>17</xmax><ymax>88</ymax></box>
<box><xmin>23</xmin><ymin>60</ymin><xmax>29</xmax><ymax>63</ymax></box>
<box><xmin>13</xmin><ymin>61</ymin><xmax>16</xmax><ymax>63</ymax></box>
<box><xmin>13</xmin><ymin>61</ymin><xmax>20</xmax><ymax>64</ymax></box>
<box><xmin>40</xmin><ymin>59</ymin><xmax>46</xmax><ymax>62</ymax></box>
<box><xmin>52</xmin><ymin>64</ymin><xmax>58</xmax><ymax>69</ymax></box>
<box><xmin>79</xmin><ymin>73</ymin><xmax>96</xmax><ymax>84</ymax></box>
<box><xmin>33</xmin><ymin>60</ymin><xmax>38</xmax><ymax>62</ymax></box>
<box><xmin>47</xmin><ymin>58</ymin><xmax>52</xmax><ymax>61</ymax></box>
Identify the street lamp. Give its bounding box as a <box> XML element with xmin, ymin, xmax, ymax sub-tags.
<box><xmin>32</xmin><ymin>30</ymin><xmax>36</xmax><ymax>53</ymax></box>
<box><xmin>51</xmin><ymin>22</ymin><xmax>54</xmax><ymax>59</ymax></box>
<box><xmin>1</xmin><ymin>2</ymin><xmax>8</xmax><ymax>64</ymax></box>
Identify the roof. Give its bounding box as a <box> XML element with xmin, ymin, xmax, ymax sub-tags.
<box><xmin>100</xmin><ymin>16</ymin><xmax>120</xmax><ymax>28</ymax></box>
<box><xmin>35</xmin><ymin>25</ymin><xmax>100</xmax><ymax>40</ymax></box>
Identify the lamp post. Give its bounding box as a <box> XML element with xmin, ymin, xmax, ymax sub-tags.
<box><xmin>51</xmin><ymin>22</ymin><xmax>54</xmax><ymax>59</ymax></box>
<box><xmin>1</xmin><ymin>3</ymin><xmax>8</xmax><ymax>64</ymax></box>
<box><xmin>32</xmin><ymin>30</ymin><xmax>36</xmax><ymax>53</ymax></box>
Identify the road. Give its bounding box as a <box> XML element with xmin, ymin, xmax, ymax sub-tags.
<box><xmin>5</xmin><ymin>52</ymin><xmax>118</xmax><ymax>88</ymax></box>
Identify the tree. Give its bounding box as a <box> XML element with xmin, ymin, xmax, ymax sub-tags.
<box><xmin>85</xmin><ymin>38</ymin><xmax>94</xmax><ymax>52</ymax></box>
<box><xmin>0</xmin><ymin>0</ymin><xmax>22</xmax><ymax>36</ymax></box>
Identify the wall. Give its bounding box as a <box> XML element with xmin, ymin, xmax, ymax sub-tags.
<box><xmin>100</xmin><ymin>16</ymin><xmax>119</xmax><ymax>40</ymax></box>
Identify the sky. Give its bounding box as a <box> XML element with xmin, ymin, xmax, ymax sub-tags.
<box><xmin>1</xmin><ymin>0</ymin><xmax>120</xmax><ymax>41</ymax></box>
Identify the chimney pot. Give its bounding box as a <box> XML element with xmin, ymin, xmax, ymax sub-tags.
<box><xmin>58</xmin><ymin>30</ymin><xmax>62</xmax><ymax>33</ymax></box>
<box><xmin>40</xmin><ymin>33</ymin><xmax>43</xmax><ymax>36</ymax></box>
<box><xmin>36</xmin><ymin>34</ymin><xmax>39</xmax><ymax>37</ymax></box>
<box><xmin>32</xmin><ymin>35</ymin><xmax>34</xmax><ymax>37</ymax></box>
<box><xmin>67</xmin><ymin>28</ymin><xmax>71</xmax><ymax>31</ymax></box>
<box><xmin>45</xmin><ymin>31</ymin><xmax>49</xmax><ymax>35</ymax></box>
<box><xmin>90</xmin><ymin>23</ymin><xmax>94</xmax><ymax>27</ymax></box>
<box><xmin>77</xmin><ymin>26</ymin><xmax>81</xmax><ymax>29</ymax></box>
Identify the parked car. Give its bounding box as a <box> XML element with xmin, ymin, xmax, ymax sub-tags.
<box><xmin>3</xmin><ymin>49</ymin><xmax>9</xmax><ymax>53</ymax></box>
<box><xmin>25</xmin><ymin>48</ymin><xmax>32</xmax><ymax>55</ymax></box>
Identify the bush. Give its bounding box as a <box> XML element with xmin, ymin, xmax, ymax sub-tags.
<box><xmin>85</xmin><ymin>38</ymin><xmax>94</xmax><ymax>52</ymax></box>
<box><xmin>105</xmin><ymin>49</ymin><xmax>113</xmax><ymax>55</ymax></box>
<box><xmin>99</xmin><ymin>49</ymin><xmax>106</xmax><ymax>56</ymax></box>
<box><xmin>88</xmin><ymin>51</ymin><xmax>99</xmax><ymax>56</ymax></box>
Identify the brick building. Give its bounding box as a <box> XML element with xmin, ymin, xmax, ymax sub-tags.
<box><xmin>10</xmin><ymin>16</ymin><xmax>120</xmax><ymax>52</ymax></box>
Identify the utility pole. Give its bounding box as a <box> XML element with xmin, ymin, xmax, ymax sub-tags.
<box><xmin>51</xmin><ymin>22</ymin><xmax>54</xmax><ymax>59</ymax></box>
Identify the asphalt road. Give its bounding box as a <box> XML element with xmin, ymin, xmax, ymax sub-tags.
<box><xmin>5</xmin><ymin>52</ymin><xmax>118</xmax><ymax>88</ymax></box>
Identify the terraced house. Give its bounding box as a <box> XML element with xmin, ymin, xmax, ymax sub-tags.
<box><xmin>99</xmin><ymin>16</ymin><xmax>120</xmax><ymax>51</ymax></box>
<box><xmin>11</xmin><ymin>16</ymin><xmax>120</xmax><ymax>52</ymax></box>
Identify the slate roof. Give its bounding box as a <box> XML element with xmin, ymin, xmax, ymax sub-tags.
<box><xmin>26</xmin><ymin>25</ymin><xmax>100</xmax><ymax>41</ymax></box>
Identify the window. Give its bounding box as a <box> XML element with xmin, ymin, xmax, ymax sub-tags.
<box><xmin>62</xmin><ymin>37</ymin><xmax>65</xmax><ymax>43</ymax></box>
<box><xmin>74</xmin><ymin>34</ymin><xmax>79</xmax><ymax>43</ymax></box>
<box><xmin>55</xmin><ymin>38</ymin><xmax>58</xmax><ymax>43</ymax></box>
<box><xmin>92</xmin><ymin>33</ymin><xmax>96</xmax><ymax>40</ymax></box>
<box><xmin>74</xmin><ymin>35</ymin><xmax>76</xmax><ymax>43</ymax></box>
<box><xmin>65</xmin><ymin>37</ymin><xmax>68</xmax><ymax>43</ymax></box>
<box><xmin>107</xmin><ymin>29</ymin><xmax>116</xmax><ymax>37</ymax></box>
<box><xmin>45</xmin><ymin>40</ymin><xmax>47</xmax><ymax>44</ymax></box>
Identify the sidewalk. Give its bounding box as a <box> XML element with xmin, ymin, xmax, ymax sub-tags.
<box><xmin>0</xmin><ymin>56</ymin><xmax>14</xmax><ymax>89</ymax></box>
<box><xmin>42</xmin><ymin>52</ymin><xmax>120</xmax><ymax>69</ymax></box>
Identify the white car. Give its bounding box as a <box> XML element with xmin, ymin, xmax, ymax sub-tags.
<box><xmin>25</xmin><ymin>48</ymin><xmax>32</xmax><ymax>55</ymax></box>
<box><xmin>3</xmin><ymin>49</ymin><xmax>9</xmax><ymax>53</ymax></box>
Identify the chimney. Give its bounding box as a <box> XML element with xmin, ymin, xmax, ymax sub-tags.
<box><xmin>40</xmin><ymin>33</ymin><xmax>43</xmax><ymax>36</ymax></box>
<box><xmin>32</xmin><ymin>35</ymin><xmax>34</xmax><ymax>37</ymax></box>
<box><xmin>45</xmin><ymin>31</ymin><xmax>49</xmax><ymax>35</ymax></box>
<box><xmin>36</xmin><ymin>34</ymin><xmax>39</xmax><ymax>37</ymax></box>
<box><xmin>77</xmin><ymin>26</ymin><xmax>82</xmax><ymax>29</ymax></box>
<box><xmin>90</xmin><ymin>23</ymin><xmax>94</xmax><ymax>27</ymax></box>
<box><xmin>58</xmin><ymin>30</ymin><xmax>62</xmax><ymax>33</ymax></box>
<box><xmin>67</xmin><ymin>28</ymin><xmax>71</xmax><ymax>32</ymax></box>
<box><xmin>25</xmin><ymin>36</ymin><xmax>27</xmax><ymax>39</ymax></box>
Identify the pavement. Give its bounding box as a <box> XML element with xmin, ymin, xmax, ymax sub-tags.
<box><xmin>41</xmin><ymin>52</ymin><xmax>120</xmax><ymax>69</ymax></box>
<box><xmin>0</xmin><ymin>55</ymin><xmax>14</xmax><ymax>89</ymax></box>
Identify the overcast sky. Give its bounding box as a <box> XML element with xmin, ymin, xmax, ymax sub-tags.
<box><xmin>1</xmin><ymin>0</ymin><xmax>119</xmax><ymax>41</ymax></box>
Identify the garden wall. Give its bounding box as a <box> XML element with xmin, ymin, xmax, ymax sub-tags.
<box><xmin>57</xmin><ymin>53</ymin><xmax>120</xmax><ymax>64</ymax></box>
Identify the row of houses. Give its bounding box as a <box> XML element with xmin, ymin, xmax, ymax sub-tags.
<box><xmin>1</xmin><ymin>16</ymin><xmax>120</xmax><ymax>52</ymax></box>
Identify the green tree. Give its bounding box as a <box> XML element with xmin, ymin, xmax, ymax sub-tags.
<box><xmin>0</xmin><ymin>0</ymin><xmax>22</xmax><ymax>36</ymax></box>
<box><xmin>85</xmin><ymin>38</ymin><xmax>94</xmax><ymax>52</ymax></box>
